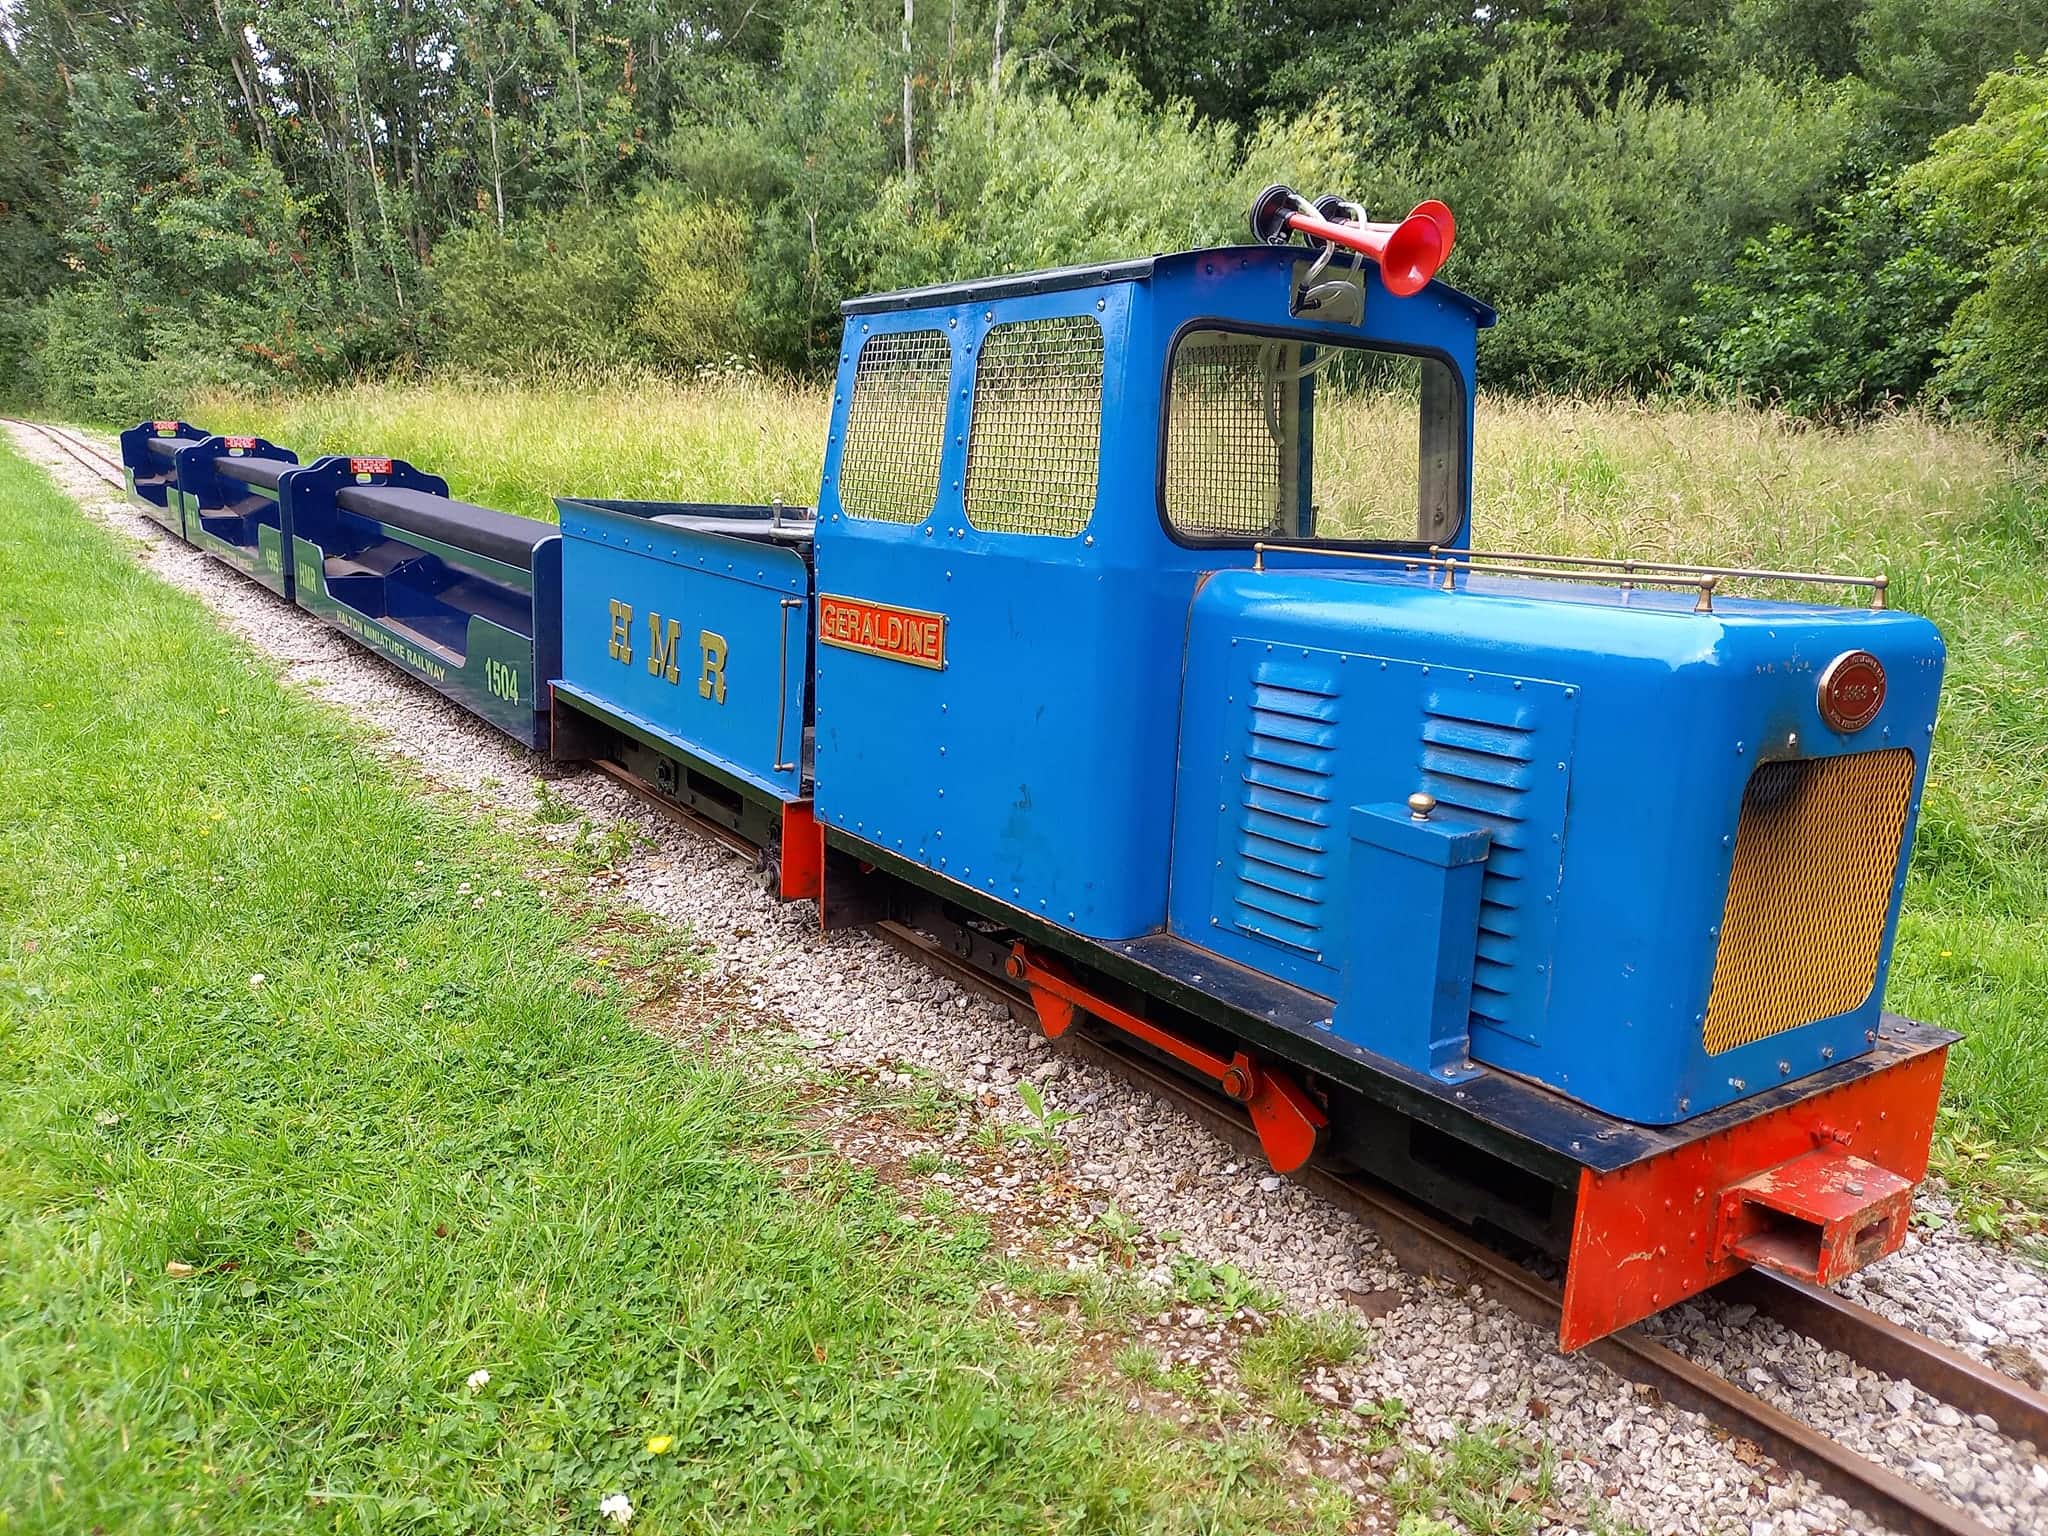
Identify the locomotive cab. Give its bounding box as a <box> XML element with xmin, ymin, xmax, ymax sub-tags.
<box><xmin>812</xmin><ymin>244</ymin><xmax>1492</xmax><ymax>938</ymax></box>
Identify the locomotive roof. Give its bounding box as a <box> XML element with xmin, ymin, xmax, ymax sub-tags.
<box><xmin>842</xmin><ymin>243</ymin><xmax>1498</xmax><ymax>326</ymax></box>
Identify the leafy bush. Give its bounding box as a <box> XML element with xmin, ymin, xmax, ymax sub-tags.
<box><xmin>26</xmin><ymin>285</ymin><xmax>142</xmax><ymax>421</ymax></box>
<box><xmin>1684</xmin><ymin>185</ymin><xmax>1977</xmax><ymax>417</ymax></box>
<box><xmin>0</xmin><ymin>303</ymin><xmax>46</xmax><ymax>411</ymax></box>
<box><xmin>631</xmin><ymin>194</ymin><xmax>750</xmax><ymax>367</ymax></box>
<box><xmin>859</xmin><ymin>79</ymin><xmax>1351</xmax><ymax>291</ymax></box>
<box><xmin>426</xmin><ymin>208</ymin><xmax>646</xmax><ymax>372</ymax></box>
<box><xmin>27</xmin><ymin>288</ymin><xmax>262</xmax><ymax>424</ymax></box>
<box><xmin>1907</xmin><ymin>57</ymin><xmax>2048</xmax><ymax>443</ymax></box>
<box><xmin>1355</xmin><ymin>48</ymin><xmax>1857</xmax><ymax>390</ymax></box>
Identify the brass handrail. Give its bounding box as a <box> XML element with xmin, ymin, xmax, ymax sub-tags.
<box><xmin>1250</xmin><ymin>542</ymin><xmax>1452</xmax><ymax>578</ymax></box>
<box><xmin>1455</xmin><ymin>561</ymin><xmax>1720</xmax><ymax>610</ymax></box>
<box><xmin>1250</xmin><ymin>542</ymin><xmax>1723</xmax><ymax>609</ymax></box>
<box><xmin>1437</xmin><ymin>547</ymin><xmax>1888</xmax><ymax>610</ymax></box>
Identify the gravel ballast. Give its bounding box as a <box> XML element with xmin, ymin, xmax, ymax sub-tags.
<box><xmin>14</xmin><ymin>422</ymin><xmax>2047</xmax><ymax>1536</ymax></box>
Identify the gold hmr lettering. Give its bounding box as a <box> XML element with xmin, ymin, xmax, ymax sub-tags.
<box><xmin>608</xmin><ymin>599</ymin><xmax>728</xmax><ymax>706</ymax></box>
<box><xmin>607</xmin><ymin>600</ymin><xmax>633</xmax><ymax>664</ymax></box>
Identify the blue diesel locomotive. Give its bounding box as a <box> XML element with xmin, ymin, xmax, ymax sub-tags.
<box><xmin>121</xmin><ymin>190</ymin><xmax>1953</xmax><ymax>1349</ymax></box>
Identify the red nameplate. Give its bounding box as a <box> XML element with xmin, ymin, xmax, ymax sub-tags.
<box><xmin>817</xmin><ymin>594</ymin><xmax>947</xmax><ymax>670</ymax></box>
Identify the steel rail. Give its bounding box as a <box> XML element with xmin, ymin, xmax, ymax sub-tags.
<box><xmin>3</xmin><ymin>417</ymin><xmax>127</xmax><ymax>488</ymax></box>
<box><xmin>1724</xmin><ymin>1268</ymin><xmax>2048</xmax><ymax>1449</ymax></box>
<box><xmin>870</xmin><ymin>916</ymin><xmax>2020</xmax><ymax>1536</ymax></box>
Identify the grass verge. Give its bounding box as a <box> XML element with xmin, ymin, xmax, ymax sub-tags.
<box><xmin>0</xmin><ymin>439</ymin><xmax>1343</xmax><ymax>1532</ymax></box>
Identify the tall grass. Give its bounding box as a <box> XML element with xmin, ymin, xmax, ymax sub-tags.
<box><xmin>185</xmin><ymin>378</ymin><xmax>2048</xmax><ymax>1219</ymax></box>
<box><xmin>194</xmin><ymin>378</ymin><xmax>2014</xmax><ymax>565</ymax></box>
<box><xmin>196</xmin><ymin>372</ymin><xmax>832</xmax><ymax>521</ymax></box>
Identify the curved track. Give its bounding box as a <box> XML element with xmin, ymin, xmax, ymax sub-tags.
<box><xmin>5</xmin><ymin>417</ymin><xmax>127</xmax><ymax>486</ymax></box>
<box><xmin>12</xmin><ymin>414</ymin><xmax>2046</xmax><ymax>1536</ymax></box>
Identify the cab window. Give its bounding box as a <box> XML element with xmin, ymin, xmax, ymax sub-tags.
<box><xmin>1162</xmin><ymin>328</ymin><xmax>1463</xmax><ymax>545</ymax></box>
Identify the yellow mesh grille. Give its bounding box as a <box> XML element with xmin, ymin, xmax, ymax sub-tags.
<box><xmin>1702</xmin><ymin>748</ymin><xmax>1917</xmax><ymax>1055</ymax></box>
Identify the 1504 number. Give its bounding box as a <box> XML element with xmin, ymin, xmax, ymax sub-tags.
<box><xmin>484</xmin><ymin>658</ymin><xmax>523</xmax><ymax>705</ymax></box>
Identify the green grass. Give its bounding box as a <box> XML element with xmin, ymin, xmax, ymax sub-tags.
<box><xmin>181</xmin><ymin>379</ymin><xmax>2048</xmax><ymax>1221</ymax></box>
<box><xmin>1235</xmin><ymin>1313</ymin><xmax>1368</xmax><ymax>1428</ymax></box>
<box><xmin>0</xmin><ymin>439</ymin><xmax>1345</xmax><ymax>1533</ymax></box>
<box><xmin>1386</xmin><ymin>1426</ymin><xmax>1558</xmax><ymax>1536</ymax></box>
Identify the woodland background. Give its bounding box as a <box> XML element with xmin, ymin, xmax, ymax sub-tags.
<box><xmin>1</xmin><ymin>1</ymin><xmax>2044</xmax><ymax>439</ymax></box>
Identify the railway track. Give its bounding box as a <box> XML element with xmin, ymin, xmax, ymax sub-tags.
<box><xmin>12</xmin><ymin>413</ymin><xmax>2046</xmax><ymax>1536</ymax></box>
<box><xmin>871</xmin><ymin>918</ymin><xmax>2046</xmax><ymax>1536</ymax></box>
<box><xmin>4</xmin><ymin>416</ymin><xmax>127</xmax><ymax>487</ymax></box>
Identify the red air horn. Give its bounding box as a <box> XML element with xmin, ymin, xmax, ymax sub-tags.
<box><xmin>1249</xmin><ymin>185</ymin><xmax>1457</xmax><ymax>298</ymax></box>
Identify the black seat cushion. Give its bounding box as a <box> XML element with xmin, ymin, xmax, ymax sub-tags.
<box><xmin>215</xmin><ymin>454</ymin><xmax>291</xmax><ymax>490</ymax></box>
<box><xmin>335</xmin><ymin>485</ymin><xmax>549</xmax><ymax>571</ymax></box>
<box><xmin>144</xmin><ymin>435</ymin><xmax>201</xmax><ymax>461</ymax></box>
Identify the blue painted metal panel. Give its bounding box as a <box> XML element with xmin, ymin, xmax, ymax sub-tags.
<box><xmin>170</xmin><ymin>436</ymin><xmax>300</xmax><ymax>596</ymax></box>
<box><xmin>813</xmin><ymin>246</ymin><xmax>1486</xmax><ymax>941</ymax></box>
<box><xmin>1171</xmin><ymin>565</ymin><xmax>1945</xmax><ymax>1122</ymax></box>
<box><xmin>555</xmin><ymin>499</ymin><xmax>810</xmax><ymax>802</ymax></box>
<box><xmin>1341</xmin><ymin>801</ymin><xmax>1494</xmax><ymax>1080</ymax></box>
<box><xmin>1173</xmin><ymin>633</ymin><xmax>1578</xmax><ymax>1029</ymax></box>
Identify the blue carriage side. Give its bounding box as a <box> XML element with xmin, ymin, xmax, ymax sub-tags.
<box><xmin>548</xmin><ymin>499</ymin><xmax>821</xmax><ymax>883</ymax></box>
<box><xmin>169</xmin><ymin>434</ymin><xmax>301</xmax><ymax>595</ymax></box>
<box><xmin>118</xmin><ymin>419</ymin><xmax>207</xmax><ymax>538</ymax></box>
<box><xmin>280</xmin><ymin>454</ymin><xmax>561</xmax><ymax>748</ymax></box>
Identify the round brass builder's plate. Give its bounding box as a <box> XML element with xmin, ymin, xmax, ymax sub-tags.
<box><xmin>1818</xmin><ymin>649</ymin><xmax>1886</xmax><ymax>734</ymax></box>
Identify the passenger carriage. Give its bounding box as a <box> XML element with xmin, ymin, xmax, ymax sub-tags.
<box><xmin>170</xmin><ymin>434</ymin><xmax>301</xmax><ymax>595</ymax></box>
<box><xmin>118</xmin><ymin>419</ymin><xmax>206</xmax><ymax>538</ymax></box>
<box><xmin>280</xmin><ymin>454</ymin><xmax>562</xmax><ymax>748</ymax></box>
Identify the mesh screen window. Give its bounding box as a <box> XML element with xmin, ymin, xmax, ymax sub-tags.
<box><xmin>838</xmin><ymin>329</ymin><xmax>952</xmax><ymax>524</ymax></box>
<box><xmin>1163</xmin><ymin>329</ymin><xmax>1462</xmax><ymax>544</ymax></box>
<box><xmin>964</xmin><ymin>315</ymin><xmax>1105</xmax><ymax>537</ymax></box>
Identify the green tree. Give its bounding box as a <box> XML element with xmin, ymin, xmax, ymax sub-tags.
<box><xmin>658</xmin><ymin>6</ymin><xmax>903</xmax><ymax>367</ymax></box>
<box><xmin>1684</xmin><ymin>185</ymin><xmax>1976</xmax><ymax>416</ymax></box>
<box><xmin>1357</xmin><ymin>46</ymin><xmax>1858</xmax><ymax>388</ymax></box>
<box><xmin>0</xmin><ymin>16</ymin><xmax>68</xmax><ymax>402</ymax></box>
<box><xmin>1856</xmin><ymin>0</ymin><xmax>2048</xmax><ymax>154</ymax></box>
<box><xmin>860</xmin><ymin>76</ymin><xmax>1350</xmax><ymax>289</ymax></box>
<box><xmin>1907</xmin><ymin>55</ymin><xmax>2048</xmax><ymax>441</ymax></box>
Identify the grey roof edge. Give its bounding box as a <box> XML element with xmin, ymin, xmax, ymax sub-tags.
<box><xmin>841</xmin><ymin>255</ymin><xmax>1160</xmax><ymax>315</ymax></box>
<box><xmin>840</xmin><ymin>244</ymin><xmax>1497</xmax><ymax>326</ymax></box>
